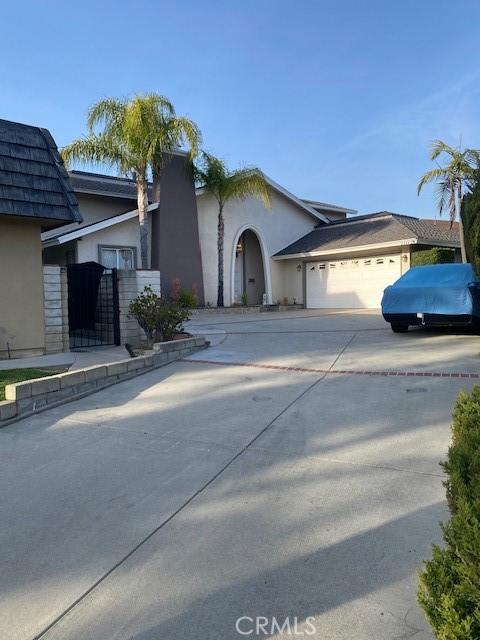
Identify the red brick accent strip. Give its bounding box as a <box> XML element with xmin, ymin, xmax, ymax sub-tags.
<box><xmin>184</xmin><ymin>358</ymin><xmax>480</xmax><ymax>379</ymax></box>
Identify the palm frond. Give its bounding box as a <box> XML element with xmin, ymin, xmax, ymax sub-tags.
<box><xmin>417</xmin><ymin>168</ymin><xmax>447</xmax><ymax>195</ymax></box>
<box><xmin>61</xmin><ymin>135</ymin><xmax>125</xmax><ymax>170</ymax></box>
<box><xmin>434</xmin><ymin>179</ymin><xmax>450</xmax><ymax>217</ymax></box>
<box><xmin>226</xmin><ymin>168</ymin><xmax>271</xmax><ymax>208</ymax></box>
<box><xmin>87</xmin><ymin>98</ymin><xmax>127</xmax><ymax>133</ymax></box>
<box><xmin>430</xmin><ymin>139</ymin><xmax>457</xmax><ymax>161</ymax></box>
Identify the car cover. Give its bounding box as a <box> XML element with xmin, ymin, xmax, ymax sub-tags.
<box><xmin>381</xmin><ymin>263</ymin><xmax>479</xmax><ymax>316</ymax></box>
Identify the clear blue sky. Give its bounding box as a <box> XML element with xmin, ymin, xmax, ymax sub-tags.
<box><xmin>2</xmin><ymin>0</ymin><xmax>480</xmax><ymax>217</ymax></box>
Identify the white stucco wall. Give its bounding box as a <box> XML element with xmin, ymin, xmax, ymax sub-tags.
<box><xmin>76</xmin><ymin>218</ymin><xmax>141</xmax><ymax>266</ymax></box>
<box><xmin>197</xmin><ymin>191</ymin><xmax>318</xmax><ymax>306</ymax></box>
<box><xmin>282</xmin><ymin>260</ymin><xmax>305</xmax><ymax>304</ymax></box>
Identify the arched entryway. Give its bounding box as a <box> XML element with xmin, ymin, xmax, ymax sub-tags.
<box><xmin>232</xmin><ymin>228</ymin><xmax>267</xmax><ymax>305</ymax></box>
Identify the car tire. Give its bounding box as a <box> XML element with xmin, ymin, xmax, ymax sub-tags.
<box><xmin>391</xmin><ymin>323</ymin><xmax>409</xmax><ymax>333</ymax></box>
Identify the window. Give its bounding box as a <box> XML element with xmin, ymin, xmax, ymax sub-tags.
<box><xmin>99</xmin><ymin>246</ymin><xmax>136</xmax><ymax>269</ymax></box>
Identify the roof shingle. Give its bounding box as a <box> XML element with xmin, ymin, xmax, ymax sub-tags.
<box><xmin>275</xmin><ymin>212</ymin><xmax>460</xmax><ymax>257</ymax></box>
<box><xmin>0</xmin><ymin>119</ymin><xmax>81</xmax><ymax>225</ymax></box>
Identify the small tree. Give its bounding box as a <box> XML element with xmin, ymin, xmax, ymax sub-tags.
<box><xmin>128</xmin><ymin>285</ymin><xmax>191</xmax><ymax>345</ymax></box>
<box><xmin>194</xmin><ymin>152</ymin><xmax>271</xmax><ymax>307</ymax></box>
<box><xmin>62</xmin><ymin>94</ymin><xmax>200</xmax><ymax>269</ymax></box>
<box><xmin>417</xmin><ymin>140</ymin><xmax>480</xmax><ymax>263</ymax></box>
<box><xmin>417</xmin><ymin>386</ymin><xmax>480</xmax><ymax>639</ymax></box>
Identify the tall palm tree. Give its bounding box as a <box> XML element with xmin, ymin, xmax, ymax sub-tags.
<box><xmin>417</xmin><ymin>140</ymin><xmax>480</xmax><ymax>263</ymax></box>
<box><xmin>62</xmin><ymin>93</ymin><xmax>201</xmax><ymax>268</ymax></box>
<box><xmin>195</xmin><ymin>153</ymin><xmax>271</xmax><ymax>306</ymax></box>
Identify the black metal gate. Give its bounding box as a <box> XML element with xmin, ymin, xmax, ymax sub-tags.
<box><xmin>67</xmin><ymin>262</ymin><xmax>120</xmax><ymax>349</ymax></box>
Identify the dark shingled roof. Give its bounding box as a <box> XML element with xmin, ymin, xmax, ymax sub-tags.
<box><xmin>69</xmin><ymin>170</ymin><xmax>141</xmax><ymax>200</ymax></box>
<box><xmin>0</xmin><ymin>119</ymin><xmax>81</xmax><ymax>225</ymax></box>
<box><xmin>275</xmin><ymin>212</ymin><xmax>460</xmax><ymax>256</ymax></box>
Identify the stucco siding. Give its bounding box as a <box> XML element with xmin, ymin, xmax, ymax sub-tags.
<box><xmin>0</xmin><ymin>217</ymin><xmax>45</xmax><ymax>356</ymax></box>
<box><xmin>76</xmin><ymin>218</ymin><xmax>141</xmax><ymax>265</ymax></box>
<box><xmin>197</xmin><ymin>190</ymin><xmax>317</xmax><ymax>306</ymax></box>
<box><xmin>282</xmin><ymin>261</ymin><xmax>304</xmax><ymax>304</ymax></box>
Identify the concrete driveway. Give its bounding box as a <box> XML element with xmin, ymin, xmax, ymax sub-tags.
<box><xmin>1</xmin><ymin>310</ymin><xmax>478</xmax><ymax>640</ymax></box>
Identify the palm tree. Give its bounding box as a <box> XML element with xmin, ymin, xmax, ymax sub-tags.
<box><xmin>417</xmin><ymin>140</ymin><xmax>480</xmax><ymax>263</ymax></box>
<box><xmin>195</xmin><ymin>153</ymin><xmax>271</xmax><ymax>306</ymax></box>
<box><xmin>62</xmin><ymin>93</ymin><xmax>201</xmax><ymax>268</ymax></box>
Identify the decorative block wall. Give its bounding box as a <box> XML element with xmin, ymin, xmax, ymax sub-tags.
<box><xmin>43</xmin><ymin>265</ymin><xmax>69</xmax><ymax>354</ymax></box>
<box><xmin>117</xmin><ymin>270</ymin><xmax>161</xmax><ymax>345</ymax></box>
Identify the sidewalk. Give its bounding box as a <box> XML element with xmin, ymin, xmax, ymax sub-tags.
<box><xmin>0</xmin><ymin>346</ymin><xmax>130</xmax><ymax>371</ymax></box>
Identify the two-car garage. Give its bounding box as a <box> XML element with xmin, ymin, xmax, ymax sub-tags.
<box><xmin>305</xmin><ymin>253</ymin><xmax>403</xmax><ymax>309</ymax></box>
<box><xmin>275</xmin><ymin>212</ymin><xmax>460</xmax><ymax>310</ymax></box>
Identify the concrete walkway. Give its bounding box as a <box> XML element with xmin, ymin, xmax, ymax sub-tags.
<box><xmin>0</xmin><ymin>346</ymin><xmax>133</xmax><ymax>372</ymax></box>
<box><xmin>1</xmin><ymin>310</ymin><xmax>478</xmax><ymax>640</ymax></box>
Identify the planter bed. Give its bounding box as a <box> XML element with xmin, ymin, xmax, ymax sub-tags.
<box><xmin>0</xmin><ymin>336</ymin><xmax>206</xmax><ymax>426</ymax></box>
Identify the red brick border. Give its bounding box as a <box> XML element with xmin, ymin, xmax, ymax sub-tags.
<box><xmin>184</xmin><ymin>358</ymin><xmax>480</xmax><ymax>379</ymax></box>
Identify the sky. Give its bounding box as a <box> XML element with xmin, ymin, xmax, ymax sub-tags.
<box><xmin>2</xmin><ymin>0</ymin><xmax>480</xmax><ymax>217</ymax></box>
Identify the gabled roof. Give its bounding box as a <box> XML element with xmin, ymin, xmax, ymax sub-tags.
<box><xmin>0</xmin><ymin>118</ymin><xmax>81</xmax><ymax>226</ymax></box>
<box><xmin>69</xmin><ymin>170</ymin><xmax>147</xmax><ymax>200</ymax></box>
<box><xmin>274</xmin><ymin>212</ymin><xmax>460</xmax><ymax>258</ymax></box>
<box><xmin>42</xmin><ymin>203</ymin><xmax>158</xmax><ymax>246</ymax></box>
<box><xmin>196</xmin><ymin>174</ymin><xmax>332</xmax><ymax>224</ymax></box>
<box><xmin>70</xmin><ymin>168</ymin><xmax>351</xmax><ymax>226</ymax></box>
<box><xmin>69</xmin><ymin>151</ymin><xmax>189</xmax><ymax>200</ymax></box>
<box><xmin>301</xmin><ymin>198</ymin><xmax>356</xmax><ymax>215</ymax></box>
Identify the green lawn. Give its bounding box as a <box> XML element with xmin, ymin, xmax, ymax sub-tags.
<box><xmin>0</xmin><ymin>369</ymin><xmax>58</xmax><ymax>401</ymax></box>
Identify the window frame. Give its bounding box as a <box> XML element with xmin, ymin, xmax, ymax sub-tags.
<box><xmin>98</xmin><ymin>244</ymin><xmax>137</xmax><ymax>270</ymax></box>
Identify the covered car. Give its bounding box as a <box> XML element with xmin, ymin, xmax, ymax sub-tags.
<box><xmin>381</xmin><ymin>263</ymin><xmax>480</xmax><ymax>332</ymax></box>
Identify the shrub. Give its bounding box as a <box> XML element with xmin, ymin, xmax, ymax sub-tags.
<box><xmin>155</xmin><ymin>297</ymin><xmax>191</xmax><ymax>341</ymax></box>
<box><xmin>128</xmin><ymin>285</ymin><xmax>191</xmax><ymax>345</ymax></box>
<box><xmin>411</xmin><ymin>247</ymin><xmax>455</xmax><ymax>267</ymax></box>
<box><xmin>241</xmin><ymin>291</ymin><xmax>248</xmax><ymax>306</ymax></box>
<box><xmin>417</xmin><ymin>386</ymin><xmax>480</xmax><ymax>639</ymax></box>
<box><xmin>178</xmin><ymin>288</ymin><xmax>198</xmax><ymax>309</ymax></box>
<box><xmin>128</xmin><ymin>286</ymin><xmax>160</xmax><ymax>346</ymax></box>
<box><xmin>170</xmin><ymin>277</ymin><xmax>198</xmax><ymax>309</ymax></box>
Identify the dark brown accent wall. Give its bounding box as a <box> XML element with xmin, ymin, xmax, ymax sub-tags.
<box><xmin>151</xmin><ymin>155</ymin><xmax>204</xmax><ymax>303</ymax></box>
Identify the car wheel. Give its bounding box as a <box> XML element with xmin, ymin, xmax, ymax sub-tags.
<box><xmin>391</xmin><ymin>323</ymin><xmax>408</xmax><ymax>333</ymax></box>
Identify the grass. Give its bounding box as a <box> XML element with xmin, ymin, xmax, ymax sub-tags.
<box><xmin>0</xmin><ymin>368</ymin><xmax>58</xmax><ymax>401</ymax></box>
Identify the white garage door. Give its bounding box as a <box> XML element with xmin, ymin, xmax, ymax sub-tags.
<box><xmin>306</xmin><ymin>254</ymin><xmax>402</xmax><ymax>309</ymax></box>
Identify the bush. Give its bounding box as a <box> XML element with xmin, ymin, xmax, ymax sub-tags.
<box><xmin>411</xmin><ymin>247</ymin><xmax>455</xmax><ymax>267</ymax></box>
<box><xmin>170</xmin><ymin>277</ymin><xmax>198</xmax><ymax>309</ymax></box>
<box><xmin>462</xmin><ymin>179</ymin><xmax>480</xmax><ymax>276</ymax></box>
<box><xmin>128</xmin><ymin>285</ymin><xmax>191</xmax><ymax>345</ymax></box>
<box><xmin>128</xmin><ymin>286</ymin><xmax>159</xmax><ymax>346</ymax></box>
<box><xmin>417</xmin><ymin>387</ymin><xmax>480</xmax><ymax>639</ymax></box>
<box><xmin>178</xmin><ymin>288</ymin><xmax>198</xmax><ymax>309</ymax></box>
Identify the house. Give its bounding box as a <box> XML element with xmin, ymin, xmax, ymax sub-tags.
<box><xmin>42</xmin><ymin>153</ymin><xmax>204</xmax><ymax>302</ymax></box>
<box><xmin>43</xmin><ymin>170</ymin><xmax>355</xmax><ymax>306</ymax></box>
<box><xmin>0</xmin><ymin>118</ymin><xmax>81</xmax><ymax>357</ymax></box>
<box><xmin>41</xmin><ymin>163</ymin><xmax>460</xmax><ymax>312</ymax></box>
<box><xmin>274</xmin><ymin>212</ymin><xmax>460</xmax><ymax>308</ymax></box>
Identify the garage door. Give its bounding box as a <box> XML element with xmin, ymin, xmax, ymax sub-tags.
<box><xmin>306</xmin><ymin>254</ymin><xmax>402</xmax><ymax>309</ymax></box>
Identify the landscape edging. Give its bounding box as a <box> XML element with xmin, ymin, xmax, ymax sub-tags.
<box><xmin>0</xmin><ymin>336</ymin><xmax>206</xmax><ymax>427</ymax></box>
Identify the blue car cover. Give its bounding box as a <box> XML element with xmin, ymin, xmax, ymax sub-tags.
<box><xmin>381</xmin><ymin>263</ymin><xmax>479</xmax><ymax>316</ymax></box>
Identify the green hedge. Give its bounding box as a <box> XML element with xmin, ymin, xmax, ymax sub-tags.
<box><xmin>411</xmin><ymin>247</ymin><xmax>455</xmax><ymax>267</ymax></box>
<box><xmin>418</xmin><ymin>387</ymin><xmax>480</xmax><ymax>639</ymax></box>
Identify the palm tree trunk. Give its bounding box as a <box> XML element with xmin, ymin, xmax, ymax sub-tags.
<box><xmin>458</xmin><ymin>186</ymin><xmax>467</xmax><ymax>263</ymax></box>
<box><xmin>137</xmin><ymin>174</ymin><xmax>150</xmax><ymax>269</ymax></box>
<box><xmin>217</xmin><ymin>205</ymin><xmax>224</xmax><ymax>307</ymax></box>
<box><xmin>152</xmin><ymin>168</ymin><xmax>161</xmax><ymax>206</ymax></box>
<box><xmin>459</xmin><ymin>207</ymin><xmax>468</xmax><ymax>263</ymax></box>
